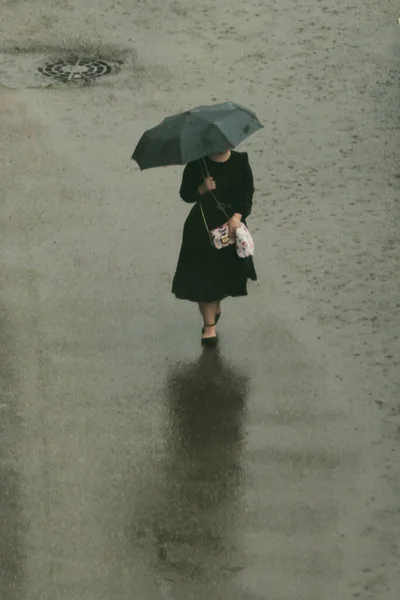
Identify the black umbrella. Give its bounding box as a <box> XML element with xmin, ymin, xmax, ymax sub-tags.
<box><xmin>131</xmin><ymin>101</ymin><xmax>263</xmax><ymax>170</ymax></box>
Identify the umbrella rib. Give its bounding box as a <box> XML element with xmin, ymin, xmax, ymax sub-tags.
<box><xmin>191</xmin><ymin>113</ymin><xmax>252</xmax><ymax>147</ymax></box>
<box><xmin>213</xmin><ymin>127</ymin><xmax>235</xmax><ymax>150</ymax></box>
<box><xmin>191</xmin><ymin>113</ymin><xmax>231</xmax><ymax>126</ymax></box>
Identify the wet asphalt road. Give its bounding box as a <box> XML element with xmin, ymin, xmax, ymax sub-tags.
<box><xmin>1</xmin><ymin>0</ymin><xmax>400</xmax><ymax>599</ymax></box>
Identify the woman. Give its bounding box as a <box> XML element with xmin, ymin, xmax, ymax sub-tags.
<box><xmin>172</xmin><ymin>149</ymin><xmax>257</xmax><ymax>346</ymax></box>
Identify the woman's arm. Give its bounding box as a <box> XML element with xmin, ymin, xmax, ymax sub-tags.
<box><xmin>179</xmin><ymin>161</ymin><xmax>204</xmax><ymax>203</ymax></box>
<box><xmin>231</xmin><ymin>153</ymin><xmax>255</xmax><ymax>219</ymax></box>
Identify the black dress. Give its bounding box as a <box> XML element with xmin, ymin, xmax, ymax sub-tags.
<box><xmin>172</xmin><ymin>151</ymin><xmax>257</xmax><ymax>303</ymax></box>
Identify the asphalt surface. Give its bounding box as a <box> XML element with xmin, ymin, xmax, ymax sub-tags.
<box><xmin>1</xmin><ymin>1</ymin><xmax>400</xmax><ymax>599</ymax></box>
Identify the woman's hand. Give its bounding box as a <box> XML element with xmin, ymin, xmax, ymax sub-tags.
<box><xmin>228</xmin><ymin>214</ymin><xmax>242</xmax><ymax>238</ymax></box>
<box><xmin>198</xmin><ymin>177</ymin><xmax>216</xmax><ymax>196</ymax></box>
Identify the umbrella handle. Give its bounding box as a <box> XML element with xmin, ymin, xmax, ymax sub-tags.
<box><xmin>201</xmin><ymin>157</ymin><xmax>210</xmax><ymax>177</ymax></box>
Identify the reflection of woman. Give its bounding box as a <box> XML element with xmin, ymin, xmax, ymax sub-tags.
<box><xmin>152</xmin><ymin>351</ymin><xmax>249</xmax><ymax>585</ymax></box>
<box><xmin>172</xmin><ymin>150</ymin><xmax>257</xmax><ymax>346</ymax></box>
<box><xmin>166</xmin><ymin>350</ymin><xmax>248</xmax><ymax>454</ymax></box>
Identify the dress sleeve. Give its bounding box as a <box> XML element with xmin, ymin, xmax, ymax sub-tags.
<box><xmin>179</xmin><ymin>161</ymin><xmax>203</xmax><ymax>204</ymax></box>
<box><xmin>232</xmin><ymin>153</ymin><xmax>255</xmax><ymax>219</ymax></box>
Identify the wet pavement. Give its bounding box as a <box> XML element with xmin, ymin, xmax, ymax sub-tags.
<box><xmin>1</xmin><ymin>0</ymin><xmax>400</xmax><ymax>599</ymax></box>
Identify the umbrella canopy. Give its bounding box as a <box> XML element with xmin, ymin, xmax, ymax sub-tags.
<box><xmin>131</xmin><ymin>101</ymin><xmax>263</xmax><ymax>170</ymax></box>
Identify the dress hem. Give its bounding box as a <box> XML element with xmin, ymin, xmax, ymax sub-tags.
<box><xmin>173</xmin><ymin>294</ymin><xmax>248</xmax><ymax>303</ymax></box>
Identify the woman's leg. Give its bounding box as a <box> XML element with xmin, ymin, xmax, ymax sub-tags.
<box><xmin>198</xmin><ymin>301</ymin><xmax>218</xmax><ymax>338</ymax></box>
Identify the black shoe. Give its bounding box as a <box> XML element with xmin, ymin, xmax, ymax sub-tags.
<box><xmin>201</xmin><ymin>323</ymin><xmax>218</xmax><ymax>347</ymax></box>
<box><xmin>202</xmin><ymin>312</ymin><xmax>221</xmax><ymax>334</ymax></box>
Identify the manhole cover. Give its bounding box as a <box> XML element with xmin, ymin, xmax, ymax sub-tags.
<box><xmin>38</xmin><ymin>58</ymin><xmax>112</xmax><ymax>82</ymax></box>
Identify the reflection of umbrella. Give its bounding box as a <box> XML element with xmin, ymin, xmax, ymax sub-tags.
<box><xmin>131</xmin><ymin>101</ymin><xmax>263</xmax><ymax>170</ymax></box>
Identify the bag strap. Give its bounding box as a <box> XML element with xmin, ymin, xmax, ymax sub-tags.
<box><xmin>199</xmin><ymin>158</ymin><xmax>230</xmax><ymax>220</ymax></box>
<box><xmin>199</xmin><ymin>202</ymin><xmax>209</xmax><ymax>233</ymax></box>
